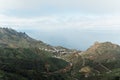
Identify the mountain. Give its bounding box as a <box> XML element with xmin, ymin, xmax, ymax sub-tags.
<box><xmin>83</xmin><ymin>42</ymin><xmax>120</xmax><ymax>62</ymax></box>
<box><xmin>82</xmin><ymin>42</ymin><xmax>120</xmax><ymax>80</ymax></box>
<box><xmin>0</xmin><ymin>27</ymin><xmax>76</xmax><ymax>54</ymax></box>
<box><xmin>0</xmin><ymin>28</ymin><xmax>72</xmax><ymax>80</ymax></box>
<box><xmin>61</xmin><ymin>42</ymin><xmax>120</xmax><ymax>80</ymax></box>
<box><xmin>0</xmin><ymin>27</ymin><xmax>120</xmax><ymax>80</ymax></box>
<box><xmin>0</xmin><ymin>27</ymin><xmax>52</xmax><ymax>48</ymax></box>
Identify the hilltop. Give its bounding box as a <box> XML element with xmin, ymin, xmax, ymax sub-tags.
<box><xmin>83</xmin><ymin>42</ymin><xmax>120</xmax><ymax>62</ymax></box>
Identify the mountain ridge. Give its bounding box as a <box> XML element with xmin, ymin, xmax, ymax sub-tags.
<box><xmin>0</xmin><ymin>27</ymin><xmax>77</xmax><ymax>55</ymax></box>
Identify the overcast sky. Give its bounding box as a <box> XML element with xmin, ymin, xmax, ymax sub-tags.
<box><xmin>0</xmin><ymin>0</ymin><xmax>120</xmax><ymax>50</ymax></box>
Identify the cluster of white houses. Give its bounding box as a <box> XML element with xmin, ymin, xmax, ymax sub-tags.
<box><xmin>39</xmin><ymin>47</ymin><xmax>77</xmax><ymax>56</ymax></box>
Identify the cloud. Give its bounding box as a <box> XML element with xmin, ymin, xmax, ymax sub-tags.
<box><xmin>1</xmin><ymin>0</ymin><xmax>120</xmax><ymax>50</ymax></box>
<box><xmin>0</xmin><ymin>13</ymin><xmax>120</xmax><ymax>31</ymax></box>
<box><xmin>1</xmin><ymin>0</ymin><xmax>120</xmax><ymax>15</ymax></box>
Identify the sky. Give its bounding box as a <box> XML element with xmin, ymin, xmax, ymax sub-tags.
<box><xmin>0</xmin><ymin>0</ymin><xmax>120</xmax><ymax>50</ymax></box>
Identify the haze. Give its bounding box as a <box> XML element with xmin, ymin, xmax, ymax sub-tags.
<box><xmin>0</xmin><ymin>0</ymin><xmax>120</xmax><ymax>50</ymax></box>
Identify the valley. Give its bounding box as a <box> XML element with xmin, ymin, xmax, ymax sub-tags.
<box><xmin>0</xmin><ymin>28</ymin><xmax>120</xmax><ymax>80</ymax></box>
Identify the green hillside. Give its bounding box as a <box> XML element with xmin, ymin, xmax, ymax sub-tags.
<box><xmin>0</xmin><ymin>48</ymin><xmax>70</xmax><ymax>80</ymax></box>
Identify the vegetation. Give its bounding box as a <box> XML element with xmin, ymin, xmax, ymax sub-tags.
<box><xmin>62</xmin><ymin>42</ymin><xmax>120</xmax><ymax>80</ymax></box>
<box><xmin>0</xmin><ymin>28</ymin><xmax>120</xmax><ymax>80</ymax></box>
<box><xmin>0</xmin><ymin>48</ymin><xmax>70</xmax><ymax>80</ymax></box>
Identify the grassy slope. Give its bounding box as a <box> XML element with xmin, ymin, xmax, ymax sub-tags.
<box><xmin>0</xmin><ymin>48</ymin><xmax>70</xmax><ymax>80</ymax></box>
